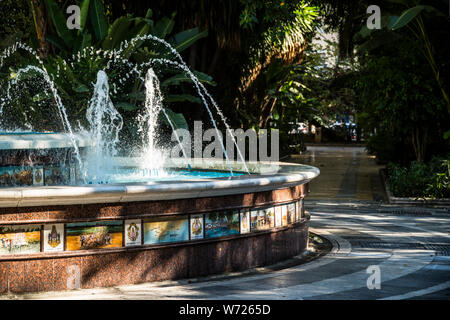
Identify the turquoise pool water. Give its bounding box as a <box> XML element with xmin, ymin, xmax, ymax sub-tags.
<box><xmin>0</xmin><ymin>165</ymin><xmax>243</xmax><ymax>187</ymax></box>
<box><xmin>87</xmin><ymin>168</ymin><xmax>244</xmax><ymax>184</ymax></box>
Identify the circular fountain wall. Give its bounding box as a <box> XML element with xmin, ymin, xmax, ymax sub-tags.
<box><xmin>0</xmin><ymin>155</ymin><xmax>319</xmax><ymax>294</ymax></box>
<box><xmin>0</xmin><ymin>39</ymin><xmax>320</xmax><ymax>294</ymax></box>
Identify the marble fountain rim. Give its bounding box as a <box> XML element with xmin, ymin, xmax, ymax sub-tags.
<box><xmin>0</xmin><ymin>132</ymin><xmax>94</xmax><ymax>150</ymax></box>
<box><xmin>0</xmin><ymin>159</ymin><xmax>320</xmax><ymax>208</ymax></box>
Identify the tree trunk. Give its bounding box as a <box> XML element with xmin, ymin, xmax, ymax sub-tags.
<box><xmin>30</xmin><ymin>0</ymin><xmax>49</xmax><ymax>59</ymax></box>
<box><xmin>259</xmin><ymin>97</ymin><xmax>277</xmax><ymax>128</ymax></box>
<box><xmin>411</xmin><ymin>125</ymin><xmax>428</xmax><ymax>162</ymax></box>
<box><xmin>207</xmin><ymin>48</ymin><xmax>221</xmax><ymax>75</ymax></box>
<box><xmin>189</xmin><ymin>44</ymin><xmax>197</xmax><ymax>70</ymax></box>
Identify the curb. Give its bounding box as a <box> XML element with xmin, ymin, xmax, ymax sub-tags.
<box><xmin>380</xmin><ymin>168</ymin><xmax>450</xmax><ymax>207</ymax></box>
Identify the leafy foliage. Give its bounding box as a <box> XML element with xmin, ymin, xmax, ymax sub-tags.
<box><xmin>354</xmin><ymin>23</ymin><xmax>449</xmax><ymax>162</ymax></box>
<box><xmin>0</xmin><ymin>0</ymin><xmax>33</xmax><ymax>48</ymax></box>
<box><xmin>356</xmin><ymin>0</ymin><xmax>450</xmax><ymax>115</ymax></box>
<box><xmin>388</xmin><ymin>155</ymin><xmax>450</xmax><ymax>199</ymax></box>
<box><xmin>235</xmin><ymin>2</ymin><xmax>321</xmax><ymax>139</ymax></box>
<box><xmin>39</xmin><ymin>0</ymin><xmax>211</xmax><ymax>139</ymax></box>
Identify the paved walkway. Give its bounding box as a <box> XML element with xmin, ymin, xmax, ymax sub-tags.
<box><xmin>290</xmin><ymin>146</ymin><xmax>386</xmax><ymax>201</ymax></box>
<box><xmin>3</xmin><ymin>146</ymin><xmax>450</xmax><ymax>300</ymax></box>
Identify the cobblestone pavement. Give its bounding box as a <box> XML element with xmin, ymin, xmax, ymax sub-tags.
<box><xmin>4</xmin><ymin>146</ymin><xmax>450</xmax><ymax>300</ymax></box>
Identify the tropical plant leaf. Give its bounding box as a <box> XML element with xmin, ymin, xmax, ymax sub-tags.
<box><xmin>46</xmin><ymin>0</ymin><xmax>75</xmax><ymax>48</ymax></box>
<box><xmin>165</xmin><ymin>94</ymin><xmax>202</xmax><ymax>104</ymax></box>
<box><xmin>169</xmin><ymin>28</ymin><xmax>208</xmax><ymax>53</ymax></box>
<box><xmin>390</xmin><ymin>6</ymin><xmax>425</xmax><ymax>30</ymax></box>
<box><xmin>161</xmin><ymin>71</ymin><xmax>216</xmax><ymax>87</ymax></box>
<box><xmin>78</xmin><ymin>0</ymin><xmax>91</xmax><ymax>34</ymax></box>
<box><xmin>161</xmin><ymin>107</ymin><xmax>188</xmax><ymax>131</ymax></box>
<box><xmin>193</xmin><ymin>71</ymin><xmax>216</xmax><ymax>86</ymax></box>
<box><xmin>73</xmin><ymin>32</ymin><xmax>92</xmax><ymax>52</ymax></box>
<box><xmin>444</xmin><ymin>130</ymin><xmax>450</xmax><ymax>140</ymax></box>
<box><xmin>45</xmin><ymin>34</ymin><xmax>69</xmax><ymax>51</ymax></box>
<box><xmin>102</xmin><ymin>16</ymin><xmax>133</xmax><ymax>50</ymax></box>
<box><xmin>387</xmin><ymin>15</ymin><xmax>400</xmax><ymax>30</ymax></box>
<box><xmin>81</xmin><ymin>32</ymin><xmax>92</xmax><ymax>49</ymax></box>
<box><xmin>89</xmin><ymin>0</ymin><xmax>108</xmax><ymax>42</ymax></box>
<box><xmin>130</xmin><ymin>19</ymin><xmax>152</xmax><ymax>40</ymax></box>
<box><xmin>356</xmin><ymin>15</ymin><xmax>400</xmax><ymax>40</ymax></box>
<box><xmin>73</xmin><ymin>84</ymin><xmax>90</xmax><ymax>93</ymax></box>
<box><xmin>389</xmin><ymin>5</ymin><xmax>444</xmax><ymax>30</ymax></box>
<box><xmin>153</xmin><ymin>13</ymin><xmax>176</xmax><ymax>39</ymax></box>
<box><xmin>144</xmin><ymin>8</ymin><xmax>152</xmax><ymax>19</ymax></box>
<box><xmin>355</xmin><ymin>25</ymin><xmax>372</xmax><ymax>39</ymax></box>
<box><xmin>119</xmin><ymin>16</ymin><xmax>153</xmax><ymax>58</ymax></box>
<box><xmin>358</xmin><ymin>32</ymin><xmax>402</xmax><ymax>52</ymax></box>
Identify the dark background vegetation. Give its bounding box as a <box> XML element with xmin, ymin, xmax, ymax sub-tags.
<box><xmin>0</xmin><ymin>0</ymin><xmax>449</xmax><ymax>197</ymax></box>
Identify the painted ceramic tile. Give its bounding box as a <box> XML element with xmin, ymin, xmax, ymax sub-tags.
<box><xmin>240</xmin><ymin>210</ymin><xmax>250</xmax><ymax>234</ymax></box>
<box><xmin>33</xmin><ymin>167</ymin><xmax>44</xmax><ymax>186</ymax></box>
<box><xmin>275</xmin><ymin>206</ymin><xmax>282</xmax><ymax>227</ymax></box>
<box><xmin>297</xmin><ymin>199</ymin><xmax>304</xmax><ymax>220</ymax></box>
<box><xmin>44</xmin><ymin>167</ymin><xmax>69</xmax><ymax>185</ymax></box>
<box><xmin>190</xmin><ymin>214</ymin><xmax>204</xmax><ymax>240</ymax></box>
<box><xmin>205</xmin><ymin>211</ymin><xmax>239</xmax><ymax>239</ymax></box>
<box><xmin>0</xmin><ymin>167</ymin><xmax>33</xmax><ymax>186</ymax></box>
<box><xmin>281</xmin><ymin>205</ymin><xmax>288</xmax><ymax>226</ymax></box>
<box><xmin>301</xmin><ymin>198</ymin><xmax>305</xmax><ymax>218</ymax></box>
<box><xmin>0</xmin><ymin>224</ymin><xmax>41</xmax><ymax>255</ymax></box>
<box><xmin>66</xmin><ymin>221</ymin><xmax>123</xmax><ymax>251</ymax></box>
<box><xmin>125</xmin><ymin>220</ymin><xmax>142</xmax><ymax>246</ymax></box>
<box><xmin>250</xmin><ymin>208</ymin><xmax>274</xmax><ymax>231</ymax></box>
<box><xmin>0</xmin><ymin>167</ymin><xmax>12</xmax><ymax>186</ymax></box>
<box><xmin>43</xmin><ymin>224</ymin><xmax>64</xmax><ymax>252</ymax></box>
<box><xmin>287</xmin><ymin>202</ymin><xmax>296</xmax><ymax>224</ymax></box>
<box><xmin>264</xmin><ymin>207</ymin><xmax>275</xmax><ymax>228</ymax></box>
<box><xmin>250</xmin><ymin>209</ymin><xmax>259</xmax><ymax>230</ymax></box>
<box><xmin>144</xmin><ymin>216</ymin><xmax>189</xmax><ymax>244</ymax></box>
<box><xmin>261</xmin><ymin>208</ymin><xmax>273</xmax><ymax>230</ymax></box>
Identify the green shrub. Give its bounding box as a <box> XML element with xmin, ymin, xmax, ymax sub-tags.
<box><xmin>426</xmin><ymin>158</ymin><xmax>450</xmax><ymax>199</ymax></box>
<box><xmin>366</xmin><ymin>131</ymin><xmax>398</xmax><ymax>164</ymax></box>
<box><xmin>387</xmin><ymin>155</ymin><xmax>450</xmax><ymax>199</ymax></box>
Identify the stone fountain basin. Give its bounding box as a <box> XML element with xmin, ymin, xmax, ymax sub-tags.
<box><xmin>0</xmin><ymin>158</ymin><xmax>319</xmax><ymax>207</ymax></box>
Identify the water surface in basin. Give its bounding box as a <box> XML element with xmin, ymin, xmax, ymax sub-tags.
<box><xmin>86</xmin><ymin>168</ymin><xmax>244</xmax><ymax>184</ymax></box>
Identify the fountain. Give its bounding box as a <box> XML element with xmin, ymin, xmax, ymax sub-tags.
<box><xmin>0</xmin><ymin>37</ymin><xmax>319</xmax><ymax>294</ymax></box>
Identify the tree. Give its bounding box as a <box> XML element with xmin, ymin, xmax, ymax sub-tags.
<box><xmin>2</xmin><ymin>0</ymin><xmax>212</xmax><ymax>139</ymax></box>
<box><xmin>355</xmin><ymin>40</ymin><xmax>448</xmax><ymax>163</ymax></box>
<box><xmin>30</xmin><ymin>0</ymin><xmax>50</xmax><ymax>58</ymax></box>
<box><xmin>389</xmin><ymin>2</ymin><xmax>450</xmax><ymax>114</ymax></box>
<box><xmin>357</xmin><ymin>0</ymin><xmax>450</xmax><ymax>115</ymax></box>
